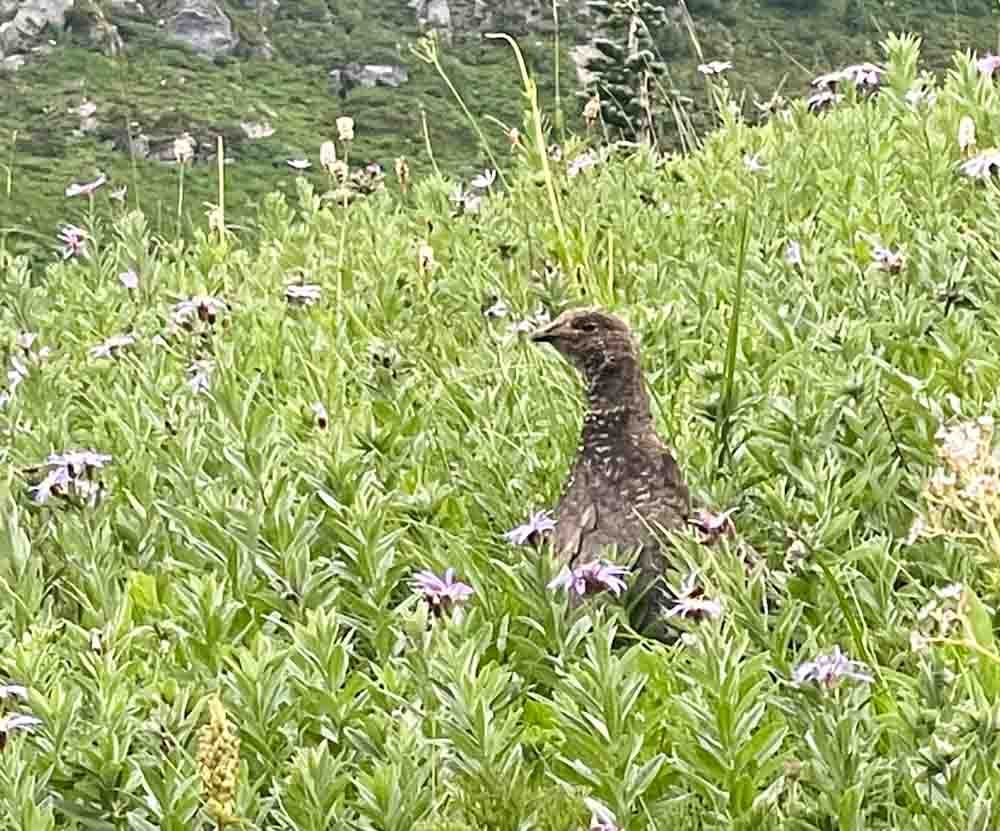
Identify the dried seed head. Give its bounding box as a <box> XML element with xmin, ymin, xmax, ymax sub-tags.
<box><xmin>336</xmin><ymin>116</ymin><xmax>355</xmax><ymax>143</ymax></box>
<box><xmin>395</xmin><ymin>157</ymin><xmax>410</xmax><ymax>190</ymax></box>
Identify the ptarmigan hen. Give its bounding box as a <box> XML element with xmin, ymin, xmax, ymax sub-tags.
<box><xmin>531</xmin><ymin>307</ymin><xmax>690</xmax><ymax>636</ymax></box>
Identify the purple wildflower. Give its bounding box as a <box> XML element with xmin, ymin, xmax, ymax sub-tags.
<box><xmin>470</xmin><ymin>169</ymin><xmax>497</xmax><ymax>190</ymax></box>
<box><xmin>689</xmin><ymin>507</ymin><xmax>737</xmax><ymax>545</ymax></box>
<box><xmin>511</xmin><ymin>308</ymin><xmax>551</xmax><ymax>335</ymax></box>
<box><xmin>119</xmin><ymin>270</ymin><xmax>139</xmax><ymax>290</ymax></box>
<box><xmin>958</xmin><ymin>148</ymin><xmax>1000</xmax><ymax>180</ymax></box>
<box><xmin>812</xmin><ymin>63</ymin><xmax>882</xmax><ymax>93</ymax></box>
<box><xmin>548</xmin><ymin>560</ymin><xmax>629</xmax><ymax>598</ymax></box>
<box><xmin>89</xmin><ymin>334</ymin><xmax>136</xmax><ymax>359</ymax></box>
<box><xmin>976</xmin><ymin>53</ymin><xmax>1000</xmax><ymax>78</ymax></box>
<box><xmin>504</xmin><ymin>509</ymin><xmax>556</xmax><ymax>546</ymax></box>
<box><xmin>586</xmin><ymin>800</ymin><xmax>621</xmax><ymax>831</ymax></box>
<box><xmin>311</xmin><ymin>401</ymin><xmax>329</xmax><ymax>429</ymax></box>
<box><xmin>7</xmin><ymin>357</ymin><xmax>28</xmax><ymax>392</ymax></box>
<box><xmin>872</xmin><ymin>244</ymin><xmax>905</xmax><ymax>274</ymax></box>
<box><xmin>411</xmin><ymin>568</ymin><xmax>474</xmax><ymax>615</ymax></box>
<box><xmin>666</xmin><ymin>574</ymin><xmax>722</xmax><ymax>621</ymax></box>
<box><xmin>47</xmin><ymin>450</ymin><xmax>112</xmax><ymax>472</ymax></box>
<box><xmin>568</xmin><ymin>150</ymin><xmax>599</xmax><ymax>179</ymax></box>
<box><xmin>28</xmin><ymin>449</ymin><xmax>110</xmax><ymax>506</ymax></box>
<box><xmin>450</xmin><ymin>184</ymin><xmax>482</xmax><ymax>216</ymax></box>
<box><xmin>0</xmin><ymin>684</ymin><xmax>27</xmax><ymax>702</ymax></box>
<box><xmin>904</xmin><ymin>85</ymin><xmax>936</xmax><ymax>109</ymax></box>
<box><xmin>171</xmin><ymin>295</ymin><xmax>228</xmax><ymax>329</ymax></box>
<box><xmin>482</xmin><ymin>297</ymin><xmax>510</xmax><ymax>319</ymax></box>
<box><xmin>186</xmin><ymin>360</ymin><xmax>214</xmax><ymax>395</ymax></box>
<box><xmin>58</xmin><ymin>225</ymin><xmax>88</xmax><ymax>259</ymax></box>
<box><xmin>807</xmin><ymin>89</ymin><xmax>842</xmax><ymax>114</ymax></box>
<box><xmin>30</xmin><ymin>466</ymin><xmax>72</xmax><ymax>505</ymax></box>
<box><xmin>793</xmin><ymin>645</ymin><xmax>873</xmax><ymax>689</ymax></box>
<box><xmin>698</xmin><ymin>60</ymin><xmax>732</xmax><ymax>76</ymax></box>
<box><xmin>784</xmin><ymin>240</ymin><xmax>803</xmax><ymax>267</ymax></box>
<box><xmin>65</xmin><ymin>174</ymin><xmax>107</xmax><ymax>198</ymax></box>
<box><xmin>842</xmin><ymin>63</ymin><xmax>882</xmax><ymax>90</ymax></box>
<box><xmin>0</xmin><ymin>712</ymin><xmax>42</xmax><ymax>749</ymax></box>
<box><xmin>285</xmin><ymin>283</ymin><xmax>322</xmax><ymax>306</ymax></box>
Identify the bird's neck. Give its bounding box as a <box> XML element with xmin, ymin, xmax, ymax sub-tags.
<box><xmin>582</xmin><ymin>355</ymin><xmax>652</xmax><ymax>443</ymax></box>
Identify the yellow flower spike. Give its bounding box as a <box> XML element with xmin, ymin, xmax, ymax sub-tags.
<box><xmin>197</xmin><ymin>696</ymin><xmax>241</xmax><ymax>826</ymax></box>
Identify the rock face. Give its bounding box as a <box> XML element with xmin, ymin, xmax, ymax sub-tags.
<box><xmin>410</xmin><ymin>0</ymin><xmax>592</xmax><ymax>39</ymax></box>
<box><xmin>161</xmin><ymin>0</ymin><xmax>238</xmax><ymax>56</ymax></box>
<box><xmin>109</xmin><ymin>0</ymin><xmax>146</xmax><ymax>14</ymax></box>
<box><xmin>329</xmin><ymin>62</ymin><xmax>409</xmax><ymax>97</ymax></box>
<box><xmin>410</xmin><ymin>0</ymin><xmax>452</xmax><ymax>42</ymax></box>
<box><xmin>0</xmin><ymin>0</ymin><xmax>73</xmax><ymax>58</ymax></box>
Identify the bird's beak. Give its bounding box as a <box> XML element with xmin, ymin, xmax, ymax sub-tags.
<box><xmin>529</xmin><ymin>318</ymin><xmax>565</xmax><ymax>344</ymax></box>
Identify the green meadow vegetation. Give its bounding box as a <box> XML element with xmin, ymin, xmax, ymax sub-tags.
<box><xmin>6</xmin><ymin>20</ymin><xmax>1000</xmax><ymax>831</ymax></box>
<box><xmin>0</xmin><ymin>0</ymin><xmax>997</xmax><ymax>266</ymax></box>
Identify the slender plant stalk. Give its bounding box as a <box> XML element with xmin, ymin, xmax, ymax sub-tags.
<box><xmin>216</xmin><ymin>135</ymin><xmax>225</xmax><ymax>243</ymax></box>
<box><xmin>420</xmin><ymin>108</ymin><xmax>441</xmax><ymax>178</ymax></box>
<box><xmin>3</xmin><ymin>130</ymin><xmax>16</xmax><ymax>200</ymax></box>
<box><xmin>552</xmin><ymin>0</ymin><xmax>564</xmax><ymax>139</ymax></box>
<box><xmin>177</xmin><ymin>164</ymin><xmax>185</xmax><ymax>240</ymax></box>
<box><xmin>485</xmin><ymin>32</ymin><xmax>569</xmax><ymax>267</ymax></box>
<box><xmin>717</xmin><ymin>207</ymin><xmax>751</xmax><ymax>465</ymax></box>
<box><xmin>412</xmin><ymin>34</ymin><xmax>509</xmax><ymax>190</ymax></box>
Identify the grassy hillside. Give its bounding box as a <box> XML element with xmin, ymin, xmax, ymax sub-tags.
<box><xmin>0</xmin><ymin>0</ymin><xmax>997</xmax><ymax>267</ymax></box>
<box><xmin>4</xmin><ymin>29</ymin><xmax>1000</xmax><ymax>829</ymax></box>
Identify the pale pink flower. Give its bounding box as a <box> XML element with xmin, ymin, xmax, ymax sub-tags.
<box><xmin>412</xmin><ymin>568</ymin><xmax>474</xmax><ymax>615</ymax></box>
<box><xmin>65</xmin><ymin>174</ymin><xmax>107</xmax><ymax>198</ymax></box>
<box><xmin>548</xmin><ymin>560</ymin><xmax>629</xmax><ymax>597</ymax></box>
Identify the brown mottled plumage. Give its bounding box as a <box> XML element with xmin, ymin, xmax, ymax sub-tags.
<box><xmin>531</xmin><ymin>307</ymin><xmax>690</xmax><ymax>637</ymax></box>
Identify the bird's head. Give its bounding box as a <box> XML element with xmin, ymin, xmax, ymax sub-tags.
<box><xmin>530</xmin><ymin>307</ymin><xmax>638</xmax><ymax>379</ymax></box>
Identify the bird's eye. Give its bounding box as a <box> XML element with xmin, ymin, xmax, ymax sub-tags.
<box><xmin>575</xmin><ymin>319</ymin><xmax>599</xmax><ymax>333</ymax></box>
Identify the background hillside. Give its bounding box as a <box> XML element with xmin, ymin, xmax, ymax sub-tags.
<box><xmin>0</xmin><ymin>0</ymin><xmax>997</xmax><ymax>264</ymax></box>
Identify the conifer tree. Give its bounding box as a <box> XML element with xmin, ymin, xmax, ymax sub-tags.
<box><xmin>584</xmin><ymin>0</ymin><xmax>670</xmax><ymax>143</ymax></box>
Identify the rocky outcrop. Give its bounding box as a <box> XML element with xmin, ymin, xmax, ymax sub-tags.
<box><xmin>0</xmin><ymin>0</ymin><xmax>73</xmax><ymax>59</ymax></box>
<box><xmin>110</xmin><ymin>0</ymin><xmax>146</xmax><ymax>14</ymax></box>
<box><xmin>410</xmin><ymin>0</ymin><xmax>451</xmax><ymax>43</ymax></box>
<box><xmin>160</xmin><ymin>0</ymin><xmax>238</xmax><ymax>55</ymax></box>
<box><xmin>329</xmin><ymin>62</ymin><xmax>409</xmax><ymax>97</ymax></box>
<box><xmin>409</xmin><ymin>0</ymin><xmax>592</xmax><ymax>41</ymax></box>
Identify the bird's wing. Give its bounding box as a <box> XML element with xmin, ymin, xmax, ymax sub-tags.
<box><xmin>637</xmin><ymin>433</ymin><xmax>691</xmax><ymax>523</ymax></box>
<box><xmin>569</xmin><ymin>502</ymin><xmax>598</xmax><ymax>566</ymax></box>
<box><xmin>553</xmin><ymin>491</ymin><xmax>599</xmax><ymax>566</ymax></box>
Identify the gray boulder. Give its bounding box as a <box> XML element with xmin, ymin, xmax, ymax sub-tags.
<box><xmin>0</xmin><ymin>53</ymin><xmax>25</xmax><ymax>70</ymax></box>
<box><xmin>162</xmin><ymin>0</ymin><xmax>238</xmax><ymax>56</ymax></box>
<box><xmin>409</xmin><ymin>0</ymin><xmax>451</xmax><ymax>43</ymax></box>
<box><xmin>329</xmin><ymin>62</ymin><xmax>408</xmax><ymax>96</ymax></box>
<box><xmin>109</xmin><ymin>0</ymin><xmax>146</xmax><ymax>15</ymax></box>
<box><xmin>0</xmin><ymin>0</ymin><xmax>73</xmax><ymax>56</ymax></box>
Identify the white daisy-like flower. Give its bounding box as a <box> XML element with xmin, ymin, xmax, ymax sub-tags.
<box><xmin>285</xmin><ymin>283</ymin><xmax>322</xmax><ymax>306</ymax></box>
<box><xmin>89</xmin><ymin>333</ymin><xmax>136</xmax><ymax>359</ymax></box>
